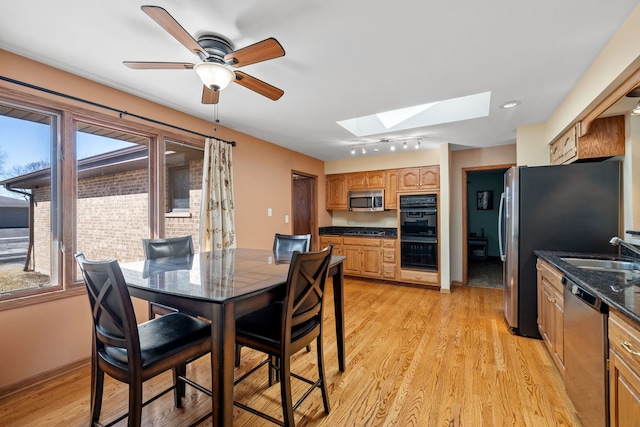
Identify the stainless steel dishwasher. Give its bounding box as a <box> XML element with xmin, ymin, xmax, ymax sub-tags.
<box><xmin>563</xmin><ymin>276</ymin><xmax>608</xmax><ymax>427</ymax></box>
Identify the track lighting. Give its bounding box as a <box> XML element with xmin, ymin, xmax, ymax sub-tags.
<box><xmin>346</xmin><ymin>137</ymin><xmax>426</xmax><ymax>155</ymax></box>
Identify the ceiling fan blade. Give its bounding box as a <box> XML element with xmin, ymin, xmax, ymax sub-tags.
<box><xmin>234</xmin><ymin>71</ymin><xmax>284</xmax><ymax>101</ymax></box>
<box><xmin>225</xmin><ymin>38</ymin><xmax>285</xmax><ymax>67</ymax></box>
<box><xmin>202</xmin><ymin>86</ymin><xmax>220</xmax><ymax>104</ymax></box>
<box><xmin>141</xmin><ymin>5</ymin><xmax>209</xmax><ymax>59</ymax></box>
<box><xmin>123</xmin><ymin>61</ymin><xmax>195</xmax><ymax>70</ymax></box>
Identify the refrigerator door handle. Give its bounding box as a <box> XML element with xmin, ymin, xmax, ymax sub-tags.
<box><xmin>498</xmin><ymin>192</ymin><xmax>506</xmax><ymax>261</ymax></box>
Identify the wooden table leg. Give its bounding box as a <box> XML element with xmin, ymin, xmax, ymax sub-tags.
<box><xmin>210</xmin><ymin>302</ymin><xmax>236</xmax><ymax>427</ymax></box>
<box><xmin>331</xmin><ymin>262</ymin><xmax>346</xmax><ymax>372</ymax></box>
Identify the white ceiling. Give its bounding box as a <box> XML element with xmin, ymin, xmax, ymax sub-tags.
<box><xmin>0</xmin><ymin>1</ymin><xmax>638</xmax><ymax>161</ymax></box>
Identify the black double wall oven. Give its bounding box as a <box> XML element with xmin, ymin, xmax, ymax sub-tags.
<box><xmin>399</xmin><ymin>194</ymin><xmax>438</xmax><ymax>271</ymax></box>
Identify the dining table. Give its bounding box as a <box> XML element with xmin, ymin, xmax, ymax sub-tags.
<box><xmin>120</xmin><ymin>247</ymin><xmax>346</xmax><ymax>427</ymax></box>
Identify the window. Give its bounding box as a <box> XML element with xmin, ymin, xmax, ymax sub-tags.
<box><xmin>168</xmin><ymin>166</ymin><xmax>190</xmax><ymax>212</ymax></box>
<box><xmin>75</xmin><ymin>122</ymin><xmax>150</xmax><ymax>269</ymax></box>
<box><xmin>163</xmin><ymin>140</ymin><xmax>203</xmax><ymax>242</ymax></box>
<box><xmin>0</xmin><ymin>104</ymin><xmax>58</xmax><ymax>298</ymax></box>
<box><xmin>0</xmin><ymin>89</ymin><xmax>204</xmax><ymax>306</ymax></box>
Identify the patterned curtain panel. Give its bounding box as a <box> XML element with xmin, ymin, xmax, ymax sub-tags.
<box><xmin>200</xmin><ymin>138</ymin><xmax>236</xmax><ymax>251</ymax></box>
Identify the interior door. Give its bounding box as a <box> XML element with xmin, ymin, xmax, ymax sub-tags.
<box><xmin>292</xmin><ymin>173</ymin><xmax>316</xmax><ymax>248</ymax></box>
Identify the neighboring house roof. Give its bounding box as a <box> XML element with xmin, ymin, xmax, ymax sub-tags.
<box><xmin>0</xmin><ymin>145</ymin><xmax>202</xmax><ymax>191</ymax></box>
<box><xmin>0</xmin><ymin>195</ymin><xmax>29</xmax><ymax>208</ymax></box>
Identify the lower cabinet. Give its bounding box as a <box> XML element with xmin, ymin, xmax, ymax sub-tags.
<box><xmin>536</xmin><ymin>258</ymin><xmax>565</xmax><ymax>375</ymax></box>
<box><xmin>382</xmin><ymin>239</ymin><xmax>397</xmax><ymax>280</ymax></box>
<box><xmin>319</xmin><ymin>235</ymin><xmax>343</xmax><ymax>256</ymax></box>
<box><xmin>343</xmin><ymin>237</ymin><xmax>382</xmax><ymax>278</ymax></box>
<box><xmin>324</xmin><ymin>236</ymin><xmax>397</xmax><ymax>280</ymax></box>
<box><xmin>609</xmin><ymin>309</ymin><xmax>640</xmax><ymax>426</ymax></box>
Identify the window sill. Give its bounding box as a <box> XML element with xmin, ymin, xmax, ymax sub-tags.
<box><xmin>165</xmin><ymin>211</ymin><xmax>192</xmax><ymax>218</ymax></box>
<box><xmin>0</xmin><ymin>286</ymin><xmax>85</xmax><ymax>311</ymax></box>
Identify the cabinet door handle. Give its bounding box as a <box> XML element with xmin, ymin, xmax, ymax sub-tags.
<box><xmin>548</xmin><ymin>298</ymin><xmax>556</xmax><ymax>304</ymax></box>
<box><xmin>622</xmin><ymin>341</ymin><xmax>640</xmax><ymax>356</ymax></box>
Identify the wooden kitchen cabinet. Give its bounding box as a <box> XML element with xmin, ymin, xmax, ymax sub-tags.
<box><xmin>342</xmin><ymin>236</ymin><xmax>382</xmax><ymax>278</ymax></box>
<box><xmin>608</xmin><ymin>309</ymin><xmax>640</xmax><ymax>427</ymax></box>
<box><xmin>319</xmin><ymin>235</ymin><xmax>343</xmax><ymax>256</ymax></box>
<box><xmin>382</xmin><ymin>239</ymin><xmax>397</xmax><ymax>280</ymax></box>
<box><xmin>326</xmin><ymin>174</ymin><xmax>348</xmax><ymax>210</ymax></box>
<box><xmin>385</xmin><ymin>169</ymin><xmax>399</xmax><ymax>209</ymax></box>
<box><xmin>550</xmin><ymin>115</ymin><xmax>624</xmax><ymax>164</ymax></box>
<box><xmin>346</xmin><ymin>170</ymin><xmax>386</xmax><ymax>190</ymax></box>
<box><xmin>398</xmin><ymin>166</ymin><xmax>440</xmax><ymax>191</ymax></box>
<box><xmin>536</xmin><ymin>258</ymin><xmax>565</xmax><ymax>375</ymax></box>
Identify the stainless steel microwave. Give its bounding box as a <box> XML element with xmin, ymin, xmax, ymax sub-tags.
<box><xmin>348</xmin><ymin>190</ymin><xmax>384</xmax><ymax>212</ymax></box>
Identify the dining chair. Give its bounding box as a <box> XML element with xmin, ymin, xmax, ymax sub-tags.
<box><xmin>235</xmin><ymin>233</ymin><xmax>313</xmax><ymax>367</ymax></box>
<box><xmin>75</xmin><ymin>253</ymin><xmax>212</xmax><ymax>427</ymax></box>
<box><xmin>273</xmin><ymin>233</ymin><xmax>312</xmax><ymax>253</ymax></box>
<box><xmin>142</xmin><ymin>235</ymin><xmax>194</xmax><ymax>319</ymax></box>
<box><xmin>233</xmin><ymin>245</ymin><xmax>333</xmax><ymax>427</ymax></box>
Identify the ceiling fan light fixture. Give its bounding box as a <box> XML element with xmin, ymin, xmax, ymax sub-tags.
<box><xmin>194</xmin><ymin>62</ymin><xmax>235</xmax><ymax>91</ymax></box>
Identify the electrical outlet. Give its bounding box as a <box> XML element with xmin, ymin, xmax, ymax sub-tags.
<box><xmin>348</xmin><ymin>220</ymin><xmax>355</xmax><ymax>225</ymax></box>
<box><xmin>285</xmin><ymin>215</ymin><xmax>289</xmax><ymax>224</ymax></box>
<box><xmin>267</xmin><ymin>208</ymin><xmax>272</xmax><ymax>217</ymax></box>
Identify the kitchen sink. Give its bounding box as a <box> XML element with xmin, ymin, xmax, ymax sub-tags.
<box><xmin>561</xmin><ymin>257</ymin><xmax>640</xmax><ymax>273</ymax></box>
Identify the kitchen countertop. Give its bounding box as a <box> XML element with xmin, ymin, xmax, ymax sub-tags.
<box><xmin>535</xmin><ymin>250</ymin><xmax>640</xmax><ymax>324</ymax></box>
<box><xmin>319</xmin><ymin>226</ymin><xmax>397</xmax><ymax>238</ymax></box>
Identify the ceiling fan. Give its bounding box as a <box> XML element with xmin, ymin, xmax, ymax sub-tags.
<box><xmin>124</xmin><ymin>5</ymin><xmax>285</xmax><ymax>104</ymax></box>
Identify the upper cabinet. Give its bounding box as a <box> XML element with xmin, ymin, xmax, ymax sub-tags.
<box><xmin>326</xmin><ymin>174</ymin><xmax>348</xmax><ymax>210</ymax></box>
<box><xmin>398</xmin><ymin>166</ymin><xmax>440</xmax><ymax>191</ymax></box>
<box><xmin>325</xmin><ymin>166</ymin><xmax>440</xmax><ymax>210</ymax></box>
<box><xmin>385</xmin><ymin>169</ymin><xmax>399</xmax><ymax>210</ymax></box>
<box><xmin>347</xmin><ymin>170</ymin><xmax>386</xmax><ymax>190</ymax></box>
<box><xmin>550</xmin><ymin>115</ymin><xmax>625</xmax><ymax>165</ymax></box>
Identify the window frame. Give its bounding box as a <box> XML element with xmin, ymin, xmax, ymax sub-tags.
<box><xmin>0</xmin><ymin>86</ymin><xmax>204</xmax><ymax>310</ymax></box>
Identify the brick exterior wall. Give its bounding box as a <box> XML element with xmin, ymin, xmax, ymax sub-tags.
<box><xmin>31</xmin><ymin>158</ymin><xmax>203</xmax><ymax>275</ymax></box>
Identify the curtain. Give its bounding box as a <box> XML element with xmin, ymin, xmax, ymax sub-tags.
<box><xmin>199</xmin><ymin>137</ymin><xmax>236</xmax><ymax>251</ymax></box>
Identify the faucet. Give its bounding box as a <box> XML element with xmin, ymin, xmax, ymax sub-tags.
<box><xmin>610</xmin><ymin>237</ymin><xmax>640</xmax><ymax>258</ymax></box>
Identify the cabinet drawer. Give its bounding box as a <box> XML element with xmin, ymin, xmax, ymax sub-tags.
<box><xmin>610</xmin><ymin>310</ymin><xmax>640</xmax><ymax>375</ymax></box>
<box><xmin>382</xmin><ymin>239</ymin><xmax>396</xmax><ymax>249</ymax></box>
<box><xmin>537</xmin><ymin>259</ymin><xmax>563</xmax><ymax>296</ymax></box>
<box><xmin>382</xmin><ymin>248</ymin><xmax>396</xmax><ymax>263</ymax></box>
<box><xmin>399</xmin><ymin>269</ymin><xmax>438</xmax><ymax>285</ymax></box>
<box><xmin>382</xmin><ymin>264</ymin><xmax>396</xmax><ymax>280</ymax></box>
<box><xmin>343</xmin><ymin>237</ymin><xmax>381</xmax><ymax>247</ymax></box>
<box><xmin>319</xmin><ymin>235</ymin><xmax>343</xmax><ymax>246</ymax></box>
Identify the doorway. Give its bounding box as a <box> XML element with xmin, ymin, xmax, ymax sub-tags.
<box><xmin>463</xmin><ymin>165</ymin><xmax>511</xmax><ymax>288</ymax></box>
<box><xmin>291</xmin><ymin>172</ymin><xmax>317</xmax><ymax>249</ymax></box>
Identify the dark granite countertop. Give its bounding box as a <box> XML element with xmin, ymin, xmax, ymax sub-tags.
<box><xmin>535</xmin><ymin>250</ymin><xmax>640</xmax><ymax>324</ymax></box>
<box><xmin>319</xmin><ymin>226</ymin><xmax>397</xmax><ymax>238</ymax></box>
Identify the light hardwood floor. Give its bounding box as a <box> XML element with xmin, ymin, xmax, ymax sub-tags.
<box><xmin>0</xmin><ymin>278</ymin><xmax>582</xmax><ymax>426</ymax></box>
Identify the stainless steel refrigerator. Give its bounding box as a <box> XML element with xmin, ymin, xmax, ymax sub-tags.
<box><xmin>498</xmin><ymin>161</ymin><xmax>620</xmax><ymax>338</ymax></box>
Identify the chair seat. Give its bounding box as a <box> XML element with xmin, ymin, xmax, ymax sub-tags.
<box><xmin>104</xmin><ymin>313</ymin><xmax>211</xmax><ymax>367</ymax></box>
<box><xmin>236</xmin><ymin>303</ymin><xmax>318</xmax><ymax>349</ymax></box>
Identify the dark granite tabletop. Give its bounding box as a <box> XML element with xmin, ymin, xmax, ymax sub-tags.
<box><xmin>535</xmin><ymin>250</ymin><xmax>640</xmax><ymax>324</ymax></box>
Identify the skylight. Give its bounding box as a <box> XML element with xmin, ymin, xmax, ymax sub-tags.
<box><xmin>337</xmin><ymin>92</ymin><xmax>491</xmax><ymax>137</ymax></box>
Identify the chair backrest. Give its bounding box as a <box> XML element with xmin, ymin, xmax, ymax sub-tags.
<box><xmin>75</xmin><ymin>253</ymin><xmax>141</xmax><ymax>365</ymax></box>
<box><xmin>273</xmin><ymin>233</ymin><xmax>311</xmax><ymax>254</ymax></box>
<box><xmin>282</xmin><ymin>245</ymin><xmax>333</xmax><ymax>339</ymax></box>
<box><xmin>142</xmin><ymin>235</ymin><xmax>194</xmax><ymax>260</ymax></box>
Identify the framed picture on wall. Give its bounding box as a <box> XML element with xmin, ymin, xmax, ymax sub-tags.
<box><xmin>477</xmin><ymin>190</ymin><xmax>493</xmax><ymax>210</ymax></box>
